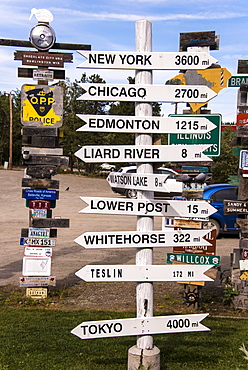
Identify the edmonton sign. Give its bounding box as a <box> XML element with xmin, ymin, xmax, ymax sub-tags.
<box><xmin>75</xmin><ymin>264</ymin><xmax>214</xmax><ymax>282</ymax></box>
<box><xmin>75</xmin><ymin>144</ymin><xmax>212</xmax><ymax>163</ymax></box>
<box><xmin>71</xmin><ymin>313</ymin><xmax>210</xmax><ymax>340</ymax></box>
<box><xmin>74</xmin><ymin>229</ymin><xmax>212</xmax><ymax>249</ymax></box>
<box><xmin>76</xmin><ymin>114</ymin><xmax>216</xmax><ymax>134</ymax></box>
<box><xmin>77</xmin><ymin>50</ymin><xmax>217</xmax><ymax>70</ymax></box>
<box><xmin>78</xmin><ymin>83</ymin><xmax>217</xmax><ymax>103</ymax></box>
<box><xmin>106</xmin><ymin>172</ymin><xmax>182</xmax><ymax>193</ymax></box>
<box><xmin>79</xmin><ymin>197</ymin><xmax>216</xmax><ymax>218</ymax></box>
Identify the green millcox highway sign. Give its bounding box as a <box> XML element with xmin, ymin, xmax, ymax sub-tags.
<box><xmin>167</xmin><ymin>252</ymin><xmax>220</xmax><ymax>266</ymax></box>
<box><xmin>228</xmin><ymin>76</ymin><xmax>248</xmax><ymax>87</ymax></box>
<box><xmin>168</xmin><ymin>114</ymin><xmax>221</xmax><ymax>157</ymax></box>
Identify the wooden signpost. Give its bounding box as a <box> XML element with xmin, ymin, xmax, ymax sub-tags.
<box><xmin>71</xmin><ymin>313</ymin><xmax>210</xmax><ymax>340</ymax></box>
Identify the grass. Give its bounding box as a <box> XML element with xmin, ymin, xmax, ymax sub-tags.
<box><xmin>0</xmin><ymin>306</ymin><xmax>248</xmax><ymax>370</ymax></box>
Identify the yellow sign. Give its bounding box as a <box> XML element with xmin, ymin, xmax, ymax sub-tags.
<box><xmin>26</xmin><ymin>287</ymin><xmax>48</xmax><ymax>299</ymax></box>
<box><xmin>21</xmin><ymin>84</ymin><xmax>63</xmax><ymax>127</ymax></box>
<box><xmin>167</xmin><ymin>67</ymin><xmax>232</xmax><ymax>112</ymax></box>
<box><xmin>240</xmin><ymin>271</ymin><xmax>248</xmax><ymax>281</ymax></box>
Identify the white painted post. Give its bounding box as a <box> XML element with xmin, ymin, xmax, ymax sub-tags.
<box><xmin>128</xmin><ymin>19</ymin><xmax>160</xmax><ymax>370</ymax></box>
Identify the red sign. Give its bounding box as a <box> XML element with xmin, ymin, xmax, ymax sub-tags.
<box><xmin>242</xmin><ymin>249</ymin><xmax>248</xmax><ymax>259</ymax></box>
<box><xmin>29</xmin><ymin>200</ymin><xmax>50</xmax><ymax>209</ymax></box>
<box><xmin>237</xmin><ymin>113</ymin><xmax>248</xmax><ymax>126</ymax></box>
<box><xmin>173</xmin><ymin>229</ymin><xmax>216</xmax><ymax>255</ymax></box>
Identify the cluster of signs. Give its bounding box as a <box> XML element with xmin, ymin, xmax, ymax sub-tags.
<box><xmin>70</xmin><ymin>37</ymin><xmax>227</xmax><ymax>340</ymax></box>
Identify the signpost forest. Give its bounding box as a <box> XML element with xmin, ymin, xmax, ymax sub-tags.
<box><xmin>72</xmin><ymin>21</ymin><xmax>223</xmax><ymax>370</ymax></box>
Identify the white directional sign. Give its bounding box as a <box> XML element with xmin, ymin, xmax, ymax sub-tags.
<box><xmin>76</xmin><ymin>114</ymin><xmax>216</xmax><ymax>134</ymax></box>
<box><xmin>75</xmin><ymin>264</ymin><xmax>214</xmax><ymax>282</ymax></box>
<box><xmin>77</xmin><ymin>50</ymin><xmax>218</xmax><ymax>70</ymax></box>
<box><xmin>74</xmin><ymin>229</ymin><xmax>212</xmax><ymax>249</ymax></box>
<box><xmin>79</xmin><ymin>197</ymin><xmax>216</xmax><ymax>218</ymax></box>
<box><xmin>74</xmin><ymin>144</ymin><xmax>212</xmax><ymax>163</ymax></box>
<box><xmin>71</xmin><ymin>313</ymin><xmax>210</xmax><ymax>339</ymax></box>
<box><xmin>106</xmin><ymin>172</ymin><xmax>182</xmax><ymax>193</ymax></box>
<box><xmin>78</xmin><ymin>83</ymin><xmax>217</xmax><ymax>103</ymax></box>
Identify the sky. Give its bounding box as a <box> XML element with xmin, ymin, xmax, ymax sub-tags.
<box><xmin>0</xmin><ymin>0</ymin><xmax>248</xmax><ymax>123</ymax></box>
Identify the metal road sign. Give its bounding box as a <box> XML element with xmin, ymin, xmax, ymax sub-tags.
<box><xmin>78</xmin><ymin>83</ymin><xmax>217</xmax><ymax>103</ymax></box>
<box><xmin>228</xmin><ymin>76</ymin><xmax>248</xmax><ymax>87</ymax></box>
<box><xmin>167</xmin><ymin>253</ymin><xmax>220</xmax><ymax>266</ymax></box>
<box><xmin>75</xmin><ymin>264</ymin><xmax>214</xmax><ymax>282</ymax></box>
<box><xmin>77</xmin><ymin>50</ymin><xmax>218</xmax><ymax>70</ymax></box>
<box><xmin>168</xmin><ymin>114</ymin><xmax>221</xmax><ymax>157</ymax></box>
<box><xmin>76</xmin><ymin>114</ymin><xmax>216</xmax><ymax>134</ymax></box>
<box><xmin>239</xmin><ymin>150</ymin><xmax>248</xmax><ymax>168</ymax></box>
<box><xmin>24</xmin><ymin>246</ymin><xmax>53</xmax><ymax>258</ymax></box>
<box><xmin>74</xmin><ymin>229</ymin><xmax>212</xmax><ymax>249</ymax></box>
<box><xmin>79</xmin><ymin>197</ymin><xmax>216</xmax><ymax>218</ymax></box>
<box><xmin>23</xmin><ymin>188</ymin><xmax>57</xmax><ymax>200</ymax></box>
<box><xmin>74</xmin><ymin>144</ymin><xmax>212</xmax><ymax>163</ymax></box>
<box><xmin>106</xmin><ymin>172</ymin><xmax>183</xmax><ymax>193</ymax></box>
<box><xmin>20</xmin><ymin>237</ymin><xmax>56</xmax><ymax>247</ymax></box>
<box><xmin>71</xmin><ymin>313</ymin><xmax>210</xmax><ymax>339</ymax></box>
<box><xmin>21</xmin><ymin>84</ymin><xmax>63</xmax><ymax>127</ymax></box>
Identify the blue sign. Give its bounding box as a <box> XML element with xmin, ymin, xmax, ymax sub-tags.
<box><xmin>239</xmin><ymin>150</ymin><xmax>248</xmax><ymax>169</ymax></box>
<box><xmin>24</xmin><ymin>189</ymin><xmax>57</xmax><ymax>200</ymax></box>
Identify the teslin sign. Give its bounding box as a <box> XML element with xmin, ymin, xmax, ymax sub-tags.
<box><xmin>77</xmin><ymin>50</ymin><xmax>218</xmax><ymax>70</ymax></box>
<box><xmin>74</xmin><ymin>229</ymin><xmax>212</xmax><ymax>249</ymax></box>
<box><xmin>76</xmin><ymin>114</ymin><xmax>216</xmax><ymax>134</ymax></box>
<box><xmin>78</xmin><ymin>83</ymin><xmax>217</xmax><ymax>103</ymax></box>
<box><xmin>71</xmin><ymin>313</ymin><xmax>210</xmax><ymax>340</ymax></box>
<box><xmin>79</xmin><ymin>197</ymin><xmax>216</xmax><ymax>218</ymax></box>
<box><xmin>74</xmin><ymin>144</ymin><xmax>213</xmax><ymax>163</ymax></box>
<box><xmin>21</xmin><ymin>84</ymin><xmax>63</xmax><ymax>127</ymax></box>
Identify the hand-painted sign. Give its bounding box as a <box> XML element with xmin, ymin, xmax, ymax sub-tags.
<box><xmin>106</xmin><ymin>172</ymin><xmax>182</xmax><ymax>193</ymax></box>
<box><xmin>22</xmin><ymin>256</ymin><xmax>51</xmax><ymax>276</ymax></box>
<box><xmin>78</xmin><ymin>50</ymin><xmax>217</xmax><ymax>70</ymax></box>
<box><xmin>75</xmin><ymin>144</ymin><xmax>212</xmax><ymax>163</ymax></box>
<box><xmin>79</xmin><ymin>197</ymin><xmax>216</xmax><ymax>218</ymax></box>
<box><xmin>75</xmin><ymin>264</ymin><xmax>214</xmax><ymax>282</ymax></box>
<box><xmin>77</xmin><ymin>114</ymin><xmax>216</xmax><ymax>134</ymax></box>
<box><xmin>24</xmin><ymin>188</ymin><xmax>57</xmax><ymax>200</ymax></box>
<box><xmin>71</xmin><ymin>313</ymin><xmax>209</xmax><ymax>339</ymax></box>
<box><xmin>224</xmin><ymin>200</ymin><xmax>248</xmax><ymax>215</ymax></box>
<box><xmin>20</xmin><ymin>237</ymin><xmax>56</xmax><ymax>247</ymax></box>
<box><xmin>19</xmin><ymin>276</ymin><xmax>56</xmax><ymax>287</ymax></box>
<box><xmin>31</xmin><ymin>218</ymin><xmax>70</xmax><ymax>228</ymax></box>
<box><xmin>78</xmin><ymin>83</ymin><xmax>217</xmax><ymax>103</ymax></box>
<box><xmin>21</xmin><ymin>84</ymin><xmax>63</xmax><ymax>127</ymax></box>
<box><xmin>168</xmin><ymin>114</ymin><xmax>221</xmax><ymax>157</ymax></box>
<box><xmin>74</xmin><ymin>229</ymin><xmax>211</xmax><ymax>249</ymax></box>
<box><xmin>167</xmin><ymin>253</ymin><xmax>220</xmax><ymax>266</ymax></box>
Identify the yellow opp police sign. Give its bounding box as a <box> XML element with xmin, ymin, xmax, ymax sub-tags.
<box><xmin>21</xmin><ymin>84</ymin><xmax>63</xmax><ymax>127</ymax></box>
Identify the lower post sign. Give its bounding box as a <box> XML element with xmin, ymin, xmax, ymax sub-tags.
<box><xmin>71</xmin><ymin>314</ymin><xmax>209</xmax><ymax>339</ymax></box>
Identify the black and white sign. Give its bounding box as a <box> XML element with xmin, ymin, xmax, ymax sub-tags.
<box><xmin>77</xmin><ymin>50</ymin><xmax>217</xmax><ymax>70</ymax></box>
<box><xmin>74</xmin><ymin>229</ymin><xmax>212</xmax><ymax>249</ymax></box>
<box><xmin>79</xmin><ymin>197</ymin><xmax>216</xmax><ymax>218</ymax></box>
<box><xmin>78</xmin><ymin>83</ymin><xmax>217</xmax><ymax>103</ymax></box>
<box><xmin>75</xmin><ymin>144</ymin><xmax>212</xmax><ymax>163</ymax></box>
<box><xmin>76</xmin><ymin>114</ymin><xmax>216</xmax><ymax>134</ymax></box>
<box><xmin>71</xmin><ymin>313</ymin><xmax>210</xmax><ymax>339</ymax></box>
<box><xmin>75</xmin><ymin>264</ymin><xmax>214</xmax><ymax>282</ymax></box>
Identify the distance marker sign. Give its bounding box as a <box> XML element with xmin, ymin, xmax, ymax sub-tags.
<box><xmin>75</xmin><ymin>264</ymin><xmax>214</xmax><ymax>282</ymax></box>
<box><xmin>78</xmin><ymin>83</ymin><xmax>217</xmax><ymax>103</ymax></box>
<box><xmin>79</xmin><ymin>197</ymin><xmax>216</xmax><ymax>218</ymax></box>
<box><xmin>71</xmin><ymin>313</ymin><xmax>210</xmax><ymax>339</ymax></box>
<box><xmin>74</xmin><ymin>229</ymin><xmax>212</xmax><ymax>249</ymax></box>
<box><xmin>75</xmin><ymin>145</ymin><xmax>212</xmax><ymax>163</ymax></box>
<box><xmin>77</xmin><ymin>114</ymin><xmax>216</xmax><ymax>134</ymax></box>
<box><xmin>77</xmin><ymin>50</ymin><xmax>217</xmax><ymax>70</ymax></box>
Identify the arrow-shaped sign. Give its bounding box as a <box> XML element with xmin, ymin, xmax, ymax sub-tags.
<box><xmin>106</xmin><ymin>172</ymin><xmax>183</xmax><ymax>193</ymax></box>
<box><xmin>76</xmin><ymin>114</ymin><xmax>216</xmax><ymax>134</ymax></box>
<box><xmin>77</xmin><ymin>50</ymin><xmax>218</xmax><ymax>70</ymax></box>
<box><xmin>74</xmin><ymin>229</ymin><xmax>212</xmax><ymax>249</ymax></box>
<box><xmin>79</xmin><ymin>197</ymin><xmax>216</xmax><ymax>218</ymax></box>
<box><xmin>78</xmin><ymin>83</ymin><xmax>217</xmax><ymax>103</ymax></box>
<box><xmin>71</xmin><ymin>313</ymin><xmax>210</xmax><ymax>339</ymax></box>
<box><xmin>74</xmin><ymin>144</ymin><xmax>212</xmax><ymax>163</ymax></box>
<box><xmin>75</xmin><ymin>264</ymin><xmax>214</xmax><ymax>282</ymax></box>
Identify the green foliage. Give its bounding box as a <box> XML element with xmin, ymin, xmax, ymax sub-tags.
<box><xmin>211</xmin><ymin>128</ymin><xmax>239</xmax><ymax>183</ymax></box>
